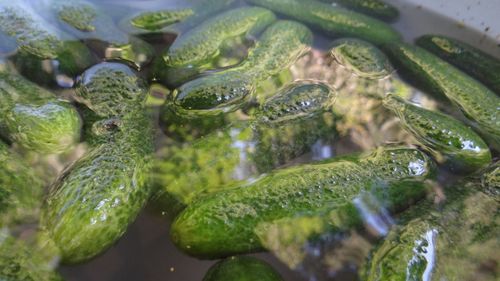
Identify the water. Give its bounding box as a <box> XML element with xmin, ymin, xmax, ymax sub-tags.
<box><xmin>1</xmin><ymin>0</ymin><xmax>498</xmax><ymax>280</ymax></box>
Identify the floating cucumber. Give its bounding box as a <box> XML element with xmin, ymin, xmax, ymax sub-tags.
<box><xmin>155</xmin><ymin>81</ymin><xmax>337</xmax><ymax>207</ymax></box>
<box><xmin>321</xmin><ymin>0</ymin><xmax>399</xmax><ymax>22</ymax></box>
<box><xmin>0</xmin><ymin>72</ymin><xmax>81</xmax><ymax>153</ymax></box>
<box><xmin>330</xmin><ymin>38</ymin><xmax>393</xmax><ymax>79</ymax></box>
<box><xmin>170</xmin><ymin>146</ymin><xmax>435</xmax><ymax>258</ymax></box>
<box><xmin>131</xmin><ymin>8</ymin><xmax>194</xmax><ymax>31</ymax></box>
<box><xmin>163</xmin><ymin>7</ymin><xmax>276</xmax><ymax>68</ymax></box>
<box><xmin>383</xmin><ymin>42</ymin><xmax>500</xmax><ymax>147</ymax></box>
<box><xmin>43</xmin><ymin>63</ymin><xmax>154</xmax><ymax>264</ymax></box>
<box><xmin>416</xmin><ymin>34</ymin><xmax>500</xmax><ymax>95</ymax></box>
<box><xmin>0</xmin><ymin>141</ymin><xmax>44</xmax><ymax>227</ymax></box>
<box><xmin>383</xmin><ymin>94</ymin><xmax>491</xmax><ymax>172</ymax></box>
<box><xmin>0</xmin><ymin>231</ymin><xmax>63</xmax><ymax>281</ymax></box>
<box><xmin>49</xmin><ymin>0</ymin><xmax>154</xmax><ymax>68</ymax></box>
<box><xmin>169</xmin><ymin>20</ymin><xmax>313</xmax><ymax>115</ymax></box>
<box><xmin>203</xmin><ymin>256</ymin><xmax>283</xmax><ymax>281</ymax></box>
<box><xmin>363</xmin><ymin>163</ymin><xmax>499</xmax><ymax>281</ymax></box>
<box><xmin>247</xmin><ymin>0</ymin><xmax>401</xmax><ymax>45</ymax></box>
<box><xmin>256</xmin><ymin>179</ymin><xmax>429</xmax><ymax>269</ymax></box>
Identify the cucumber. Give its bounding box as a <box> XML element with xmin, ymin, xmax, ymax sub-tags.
<box><xmin>163</xmin><ymin>7</ymin><xmax>276</xmax><ymax>68</ymax></box>
<box><xmin>155</xmin><ymin>81</ymin><xmax>337</xmax><ymax>207</ymax></box>
<box><xmin>256</xmin><ymin>179</ymin><xmax>428</xmax><ymax>269</ymax></box>
<box><xmin>130</xmin><ymin>8</ymin><xmax>194</xmax><ymax>31</ymax></box>
<box><xmin>246</xmin><ymin>0</ymin><xmax>401</xmax><ymax>45</ymax></box>
<box><xmin>321</xmin><ymin>0</ymin><xmax>399</xmax><ymax>22</ymax></box>
<box><xmin>0</xmin><ymin>72</ymin><xmax>82</xmax><ymax>153</ymax></box>
<box><xmin>383</xmin><ymin>42</ymin><xmax>500</xmax><ymax>147</ymax></box>
<box><xmin>49</xmin><ymin>0</ymin><xmax>154</xmax><ymax>69</ymax></box>
<box><xmin>383</xmin><ymin>94</ymin><xmax>491</xmax><ymax>172</ymax></box>
<box><xmin>170</xmin><ymin>146</ymin><xmax>435</xmax><ymax>258</ymax></box>
<box><xmin>169</xmin><ymin>20</ymin><xmax>313</xmax><ymax>115</ymax></box>
<box><xmin>363</xmin><ymin>163</ymin><xmax>499</xmax><ymax>281</ymax></box>
<box><xmin>203</xmin><ymin>256</ymin><xmax>283</xmax><ymax>281</ymax></box>
<box><xmin>43</xmin><ymin>63</ymin><xmax>154</xmax><ymax>264</ymax></box>
<box><xmin>330</xmin><ymin>38</ymin><xmax>393</xmax><ymax>79</ymax></box>
<box><xmin>416</xmin><ymin>34</ymin><xmax>500</xmax><ymax>95</ymax></box>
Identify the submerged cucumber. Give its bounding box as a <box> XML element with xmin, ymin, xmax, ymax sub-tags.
<box><xmin>330</xmin><ymin>38</ymin><xmax>393</xmax><ymax>79</ymax></box>
<box><xmin>256</xmin><ymin>179</ymin><xmax>429</xmax><ymax>269</ymax></box>
<box><xmin>43</xmin><ymin>63</ymin><xmax>154</xmax><ymax>264</ymax></box>
<box><xmin>247</xmin><ymin>0</ymin><xmax>401</xmax><ymax>45</ymax></box>
<box><xmin>416</xmin><ymin>34</ymin><xmax>500</xmax><ymax>95</ymax></box>
<box><xmin>203</xmin><ymin>256</ymin><xmax>283</xmax><ymax>281</ymax></box>
<box><xmin>163</xmin><ymin>7</ymin><xmax>276</xmax><ymax>68</ymax></box>
<box><xmin>383</xmin><ymin>42</ymin><xmax>500</xmax><ymax>147</ymax></box>
<box><xmin>0</xmin><ymin>72</ymin><xmax>81</xmax><ymax>153</ymax></box>
<box><xmin>131</xmin><ymin>8</ymin><xmax>194</xmax><ymax>31</ymax></box>
<box><xmin>170</xmin><ymin>147</ymin><xmax>435</xmax><ymax>258</ymax></box>
<box><xmin>169</xmin><ymin>20</ymin><xmax>313</xmax><ymax>115</ymax></box>
<box><xmin>322</xmin><ymin>0</ymin><xmax>399</xmax><ymax>22</ymax></box>
<box><xmin>383</xmin><ymin>94</ymin><xmax>491</xmax><ymax>171</ymax></box>
<box><xmin>363</xmin><ymin>163</ymin><xmax>499</xmax><ymax>281</ymax></box>
<box><xmin>50</xmin><ymin>0</ymin><xmax>154</xmax><ymax>68</ymax></box>
<box><xmin>155</xmin><ymin>81</ymin><xmax>337</xmax><ymax>206</ymax></box>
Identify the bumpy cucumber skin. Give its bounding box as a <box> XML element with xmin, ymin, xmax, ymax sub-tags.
<box><xmin>0</xmin><ymin>72</ymin><xmax>82</xmax><ymax>153</ymax></box>
<box><xmin>203</xmin><ymin>256</ymin><xmax>283</xmax><ymax>281</ymax></box>
<box><xmin>163</xmin><ymin>7</ymin><xmax>276</xmax><ymax>68</ymax></box>
<box><xmin>171</xmin><ymin>147</ymin><xmax>434</xmax><ymax>258</ymax></box>
<box><xmin>247</xmin><ymin>0</ymin><xmax>401</xmax><ymax>45</ymax></box>
<box><xmin>131</xmin><ymin>8</ymin><xmax>194</xmax><ymax>31</ymax></box>
<box><xmin>156</xmin><ymin>81</ymin><xmax>337</xmax><ymax>206</ymax></box>
<box><xmin>0</xmin><ymin>233</ymin><xmax>63</xmax><ymax>281</ymax></box>
<box><xmin>169</xmin><ymin>20</ymin><xmax>312</xmax><ymax>115</ymax></box>
<box><xmin>330</xmin><ymin>38</ymin><xmax>393</xmax><ymax>79</ymax></box>
<box><xmin>43</xmin><ymin>63</ymin><xmax>154</xmax><ymax>264</ymax></box>
<box><xmin>416</xmin><ymin>35</ymin><xmax>500</xmax><ymax>95</ymax></box>
<box><xmin>383</xmin><ymin>42</ymin><xmax>500</xmax><ymax>146</ymax></box>
<box><xmin>327</xmin><ymin>0</ymin><xmax>399</xmax><ymax>22</ymax></box>
<box><xmin>383</xmin><ymin>94</ymin><xmax>491</xmax><ymax>171</ymax></box>
<box><xmin>364</xmin><ymin>164</ymin><xmax>499</xmax><ymax>281</ymax></box>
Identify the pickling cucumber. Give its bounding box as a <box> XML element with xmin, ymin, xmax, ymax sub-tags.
<box><xmin>256</xmin><ymin>179</ymin><xmax>429</xmax><ymax>269</ymax></box>
<box><xmin>49</xmin><ymin>0</ymin><xmax>154</xmax><ymax>68</ymax></box>
<box><xmin>155</xmin><ymin>81</ymin><xmax>337</xmax><ymax>207</ymax></box>
<box><xmin>130</xmin><ymin>8</ymin><xmax>194</xmax><ymax>31</ymax></box>
<box><xmin>321</xmin><ymin>0</ymin><xmax>399</xmax><ymax>22</ymax></box>
<box><xmin>330</xmin><ymin>38</ymin><xmax>393</xmax><ymax>79</ymax></box>
<box><xmin>203</xmin><ymin>256</ymin><xmax>283</xmax><ymax>281</ymax></box>
<box><xmin>170</xmin><ymin>146</ymin><xmax>435</xmax><ymax>258</ymax></box>
<box><xmin>0</xmin><ymin>72</ymin><xmax>82</xmax><ymax>153</ymax></box>
<box><xmin>383</xmin><ymin>94</ymin><xmax>491</xmax><ymax>171</ymax></box>
<box><xmin>169</xmin><ymin>20</ymin><xmax>313</xmax><ymax>115</ymax></box>
<box><xmin>43</xmin><ymin>63</ymin><xmax>154</xmax><ymax>264</ymax></box>
<box><xmin>363</xmin><ymin>162</ymin><xmax>499</xmax><ymax>281</ymax></box>
<box><xmin>416</xmin><ymin>34</ymin><xmax>500</xmax><ymax>95</ymax></box>
<box><xmin>247</xmin><ymin>0</ymin><xmax>401</xmax><ymax>45</ymax></box>
<box><xmin>383</xmin><ymin>42</ymin><xmax>500</xmax><ymax>147</ymax></box>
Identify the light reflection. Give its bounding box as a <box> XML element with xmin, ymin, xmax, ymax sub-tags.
<box><xmin>406</xmin><ymin>229</ymin><xmax>438</xmax><ymax>281</ymax></box>
<box><xmin>353</xmin><ymin>193</ymin><xmax>394</xmax><ymax>237</ymax></box>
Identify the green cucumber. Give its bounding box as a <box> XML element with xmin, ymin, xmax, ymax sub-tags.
<box><xmin>383</xmin><ymin>42</ymin><xmax>500</xmax><ymax>147</ymax></box>
<box><xmin>155</xmin><ymin>81</ymin><xmax>337</xmax><ymax>207</ymax></box>
<box><xmin>0</xmin><ymin>72</ymin><xmax>81</xmax><ymax>153</ymax></box>
<box><xmin>50</xmin><ymin>0</ymin><xmax>154</xmax><ymax>68</ymax></box>
<box><xmin>170</xmin><ymin>146</ymin><xmax>435</xmax><ymax>258</ymax></box>
<box><xmin>256</xmin><ymin>179</ymin><xmax>429</xmax><ymax>269</ymax></box>
<box><xmin>163</xmin><ymin>7</ymin><xmax>276</xmax><ymax>68</ymax></box>
<box><xmin>43</xmin><ymin>63</ymin><xmax>154</xmax><ymax>264</ymax></box>
<box><xmin>363</xmin><ymin>163</ymin><xmax>499</xmax><ymax>281</ymax></box>
<box><xmin>416</xmin><ymin>34</ymin><xmax>500</xmax><ymax>95</ymax></box>
<box><xmin>321</xmin><ymin>0</ymin><xmax>399</xmax><ymax>22</ymax></box>
<box><xmin>383</xmin><ymin>94</ymin><xmax>491</xmax><ymax>171</ymax></box>
<box><xmin>130</xmin><ymin>8</ymin><xmax>194</xmax><ymax>31</ymax></box>
<box><xmin>246</xmin><ymin>0</ymin><xmax>401</xmax><ymax>45</ymax></box>
<box><xmin>203</xmin><ymin>256</ymin><xmax>283</xmax><ymax>281</ymax></box>
<box><xmin>330</xmin><ymin>38</ymin><xmax>393</xmax><ymax>79</ymax></box>
<box><xmin>169</xmin><ymin>20</ymin><xmax>313</xmax><ymax>115</ymax></box>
